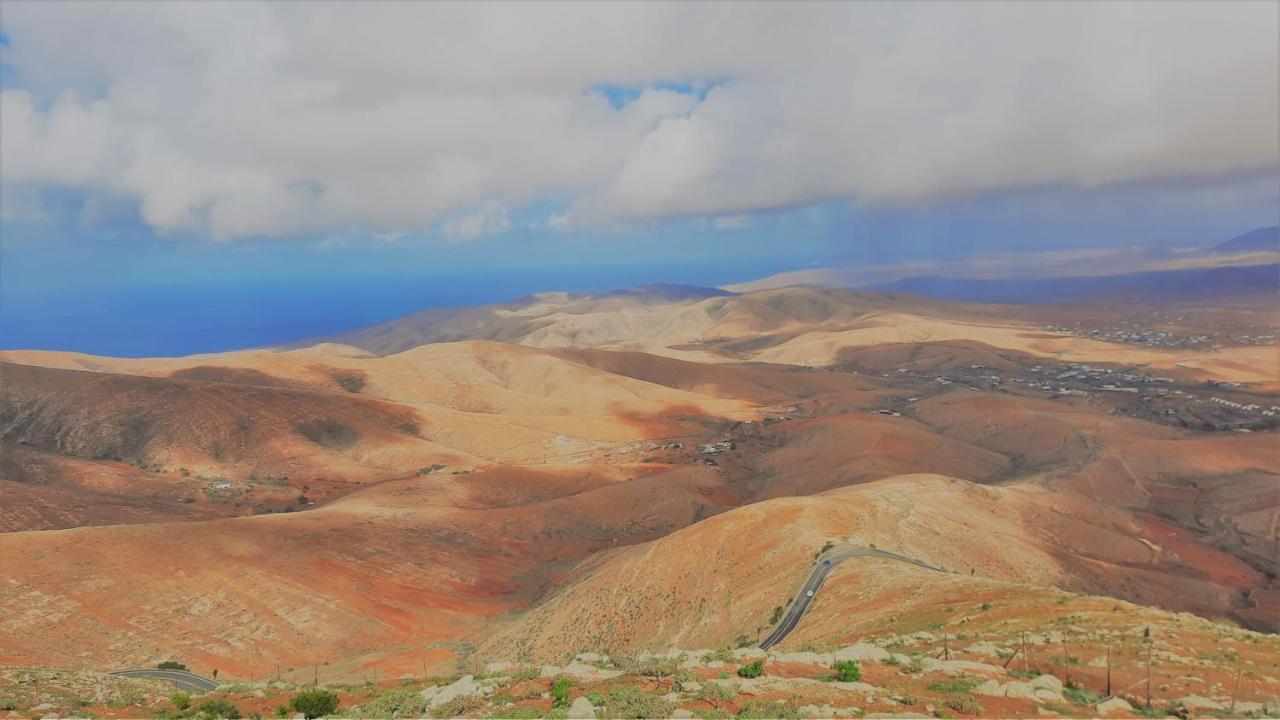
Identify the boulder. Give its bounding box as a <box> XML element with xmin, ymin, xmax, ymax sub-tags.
<box><xmin>1177</xmin><ymin>695</ymin><xmax>1224</xmax><ymax>711</ymax></box>
<box><xmin>770</xmin><ymin>651</ymin><xmax>833</xmax><ymax>665</ymax></box>
<box><xmin>425</xmin><ymin>674</ymin><xmax>484</xmax><ymax>709</ymax></box>
<box><xmin>733</xmin><ymin>647</ymin><xmax>767</xmax><ymax>661</ymax></box>
<box><xmin>974</xmin><ymin>680</ymin><xmax>1004</xmax><ymax>697</ymax></box>
<box><xmin>833</xmin><ymin>643</ymin><xmax>890</xmax><ymax>663</ymax></box>
<box><xmin>1003</xmin><ymin>681</ymin><xmax>1039</xmax><ymax>701</ymax></box>
<box><xmin>485</xmin><ymin>661</ymin><xmax>516</xmax><ymax>674</ymax></box>
<box><xmin>1031</xmin><ymin>674</ymin><xmax>1063</xmax><ymax>693</ymax></box>
<box><xmin>1096</xmin><ymin>697</ymin><xmax>1132</xmax><ymax>715</ymax></box>
<box><xmin>680</xmin><ymin>681</ymin><xmax>702</xmax><ymax>693</ymax></box>
<box><xmin>574</xmin><ymin>652</ymin><xmax>610</xmax><ymax>664</ymax></box>
<box><xmin>671</xmin><ymin>710</ymin><xmax>695</xmax><ymax>720</ymax></box>
<box><xmin>1034</xmin><ymin>688</ymin><xmax>1063</xmax><ymax>702</ymax></box>
<box><xmin>567</xmin><ymin>696</ymin><xmax>596</xmax><ymax>720</ymax></box>
<box><xmin>562</xmin><ymin>660</ymin><xmax>622</xmax><ymax>680</ymax></box>
<box><xmin>832</xmin><ymin>681</ymin><xmax>881</xmax><ymax>695</ymax></box>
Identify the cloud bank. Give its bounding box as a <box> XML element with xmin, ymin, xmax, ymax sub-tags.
<box><xmin>1</xmin><ymin>1</ymin><xmax>1276</xmax><ymax>240</ymax></box>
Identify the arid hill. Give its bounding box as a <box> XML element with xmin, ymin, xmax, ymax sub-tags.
<box><xmin>1</xmin><ymin>285</ymin><xmax>1275</xmax><ymax>695</ymax></box>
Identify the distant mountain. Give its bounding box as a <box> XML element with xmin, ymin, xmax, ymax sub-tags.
<box><xmin>872</xmin><ymin>264</ymin><xmax>1279</xmax><ymax>304</ymax></box>
<box><xmin>602</xmin><ymin>283</ymin><xmax>735</xmax><ymax>302</ymax></box>
<box><xmin>1210</xmin><ymin>226</ymin><xmax>1280</xmax><ymax>254</ymax></box>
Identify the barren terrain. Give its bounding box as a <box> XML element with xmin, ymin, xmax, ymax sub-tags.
<box><xmin>1</xmin><ymin>285</ymin><xmax>1276</xmax><ymax>718</ymax></box>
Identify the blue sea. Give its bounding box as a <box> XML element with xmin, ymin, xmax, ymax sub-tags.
<box><xmin>0</xmin><ymin>261</ymin><xmax>789</xmax><ymax>357</ymax></box>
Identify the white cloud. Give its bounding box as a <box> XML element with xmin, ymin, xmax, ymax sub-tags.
<box><xmin>713</xmin><ymin>215</ymin><xmax>754</xmax><ymax>231</ymax></box>
<box><xmin>440</xmin><ymin>202</ymin><xmax>511</xmax><ymax>242</ymax></box>
<box><xmin>0</xmin><ymin>1</ymin><xmax>1276</xmax><ymax>240</ymax></box>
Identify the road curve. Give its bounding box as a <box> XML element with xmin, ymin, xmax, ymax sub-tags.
<box><xmin>110</xmin><ymin>669</ymin><xmax>219</xmax><ymax>693</ymax></box>
<box><xmin>759</xmin><ymin>544</ymin><xmax>945</xmax><ymax>650</ymax></box>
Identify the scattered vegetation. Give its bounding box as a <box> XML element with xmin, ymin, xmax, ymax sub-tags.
<box><xmin>1063</xmin><ymin>682</ymin><xmax>1101</xmax><ymax>706</ymax></box>
<box><xmin>429</xmin><ymin>695</ymin><xmax>484</xmax><ymax>719</ymax></box>
<box><xmin>550</xmin><ymin>678</ymin><xmax>572</xmax><ymax>709</ymax></box>
<box><xmin>171</xmin><ymin>692</ymin><xmax>192</xmax><ymax>710</ymax></box>
<box><xmin>350</xmin><ymin>690</ymin><xmax>427</xmax><ymax>719</ymax></box>
<box><xmin>693</xmin><ymin>683</ymin><xmax>730</xmax><ymax>704</ymax></box>
<box><xmin>736</xmin><ymin>659</ymin><xmax>764</xmax><ymax>678</ymax></box>
<box><xmin>927</xmin><ymin>677</ymin><xmax>980</xmax><ymax>695</ymax></box>
<box><xmin>814</xmin><ymin>541</ymin><xmax>835</xmax><ymax>560</ymax></box>
<box><xmin>603</xmin><ymin>685</ymin><xmax>674</xmax><ymax>719</ymax></box>
<box><xmin>831</xmin><ymin>660</ymin><xmax>861</xmax><ymax>682</ymax></box>
<box><xmin>195</xmin><ymin>698</ymin><xmax>242</xmax><ymax>719</ymax></box>
<box><xmin>509</xmin><ymin>666</ymin><xmax>540</xmax><ymax>682</ymax></box>
<box><xmin>288</xmin><ymin>689</ymin><xmax>339</xmax><ymax>719</ymax></box>
<box><xmin>736</xmin><ymin>700</ymin><xmax>799</xmax><ymax>720</ymax></box>
<box><xmin>769</xmin><ymin>606</ymin><xmax>784</xmax><ymax>625</ymax></box>
<box><xmin>945</xmin><ymin>693</ymin><xmax>983</xmax><ymax>716</ymax></box>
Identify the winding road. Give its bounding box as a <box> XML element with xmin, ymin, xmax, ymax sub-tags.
<box><xmin>110</xmin><ymin>669</ymin><xmax>219</xmax><ymax>693</ymax></box>
<box><xmin>759</xmin><ymin>544</ymin><xmax>945</xmax><ymax>650</ymax></box>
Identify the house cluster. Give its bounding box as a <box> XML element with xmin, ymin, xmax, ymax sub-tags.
<box><xmin>1209</xmin><ymin>397</ymin><xmax>1278</xmax><ymax>417</ymax></box>
<box><xmin>696</xmin><ymin>440</ymin><xmax>735</xmax><ymax>455</ymax></box>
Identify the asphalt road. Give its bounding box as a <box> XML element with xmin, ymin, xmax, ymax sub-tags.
<box><xmin>758</xmin><ymin>544</ymin><xmax>945</xmax><ymax>650</ymax></box>
<box><xmin>110</xmin><ymin>669</ymin><xmax>219</xmax><ymax>693</ymax></box>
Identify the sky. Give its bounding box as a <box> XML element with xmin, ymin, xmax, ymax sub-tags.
<box><xmin>1</xmin><ymin>1</ymin><xmax>1278</xmax><ymax>356</ymax></box>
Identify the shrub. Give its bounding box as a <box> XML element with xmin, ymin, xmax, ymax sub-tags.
<box><xmin>737</xmin><ymin>700</ymin><xmax>799</xmax><ymax>720</ymax></box>
<box><xmin>945</xmin><ymin>694</ymin><xmax>982</xmax><ymax>716</ymax></box>
<box><xmin>196</xmin><ymin>698</ymin><xmax>242</xmax><ymax>719</ymax></box>
<box><xmin>624</xmin><ymin>656</ymin><xmax>680</xmax><ymax>678</ymax></box>
<box><xmin>274</xmin><ymin>706</ymin><xmax>288</xmax><ymax>718</ymax></box>
<box><xmin>158</xmin><ymin>661</ymin><xmax>188</xmax><ymax>671</ymax></box>
<box><xmin>928</xmin><ymin>678</ymin><xmax>980</xmax><ymax>694</ymax></box>
<box><xmin>696</xmin><ymin>682</ymin><xmax>735</xmax><ymax>704</ymax></box>
<box><xmin>831</xmin><ymin>660</ymin><xmax>861</xmax><ymax>682</ymax></box>
<box><xmin>703</xmin><ymin>648</ymin><xmax>734</xmax><ymax>664</ymax></box>
<box><xmin>289</xmin><ymin>689</ymin><xmax>339</xmax><ymax>719</ymax></box>
<box><xmin>429</xmin><ymin>695</ymin><xmax>484</xmax><ymax>719</ymax></box>
<box><xmin>1063</xmin><ymin>683</ymin><xmax>1101</xmax><ymax>706</ymax></box>
<box><xmin>769</xmin><ymin>606</ymin><xmax>784</xmax><ymax>625</ymax></box>
<box><xmin>604</xmin><ymin>686</ymin><xmax>674</xmax><ymax>720</ymax></box>
<box><xmin>351</xmin><ymin>690</ymin><xmax>427</xmax><ymax>719</ymax></box>
<box><xmin>171</xmin><ymin>692</ymin><xmax>192</xmax><ymax>710</ymax></box>
<box><xmin>736</xmin><ymin>660</ymin><xmax>764</xmax><ymax>679</ymax></box>
<box><xmin>551</xmin><ymin>678</ymin><xmax>572</xmax><ymax>709</ymax></box>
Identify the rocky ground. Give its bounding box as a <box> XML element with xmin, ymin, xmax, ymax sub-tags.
<box><xmin>5</xmin><ymin>607</ymin><xmax>1278</xmax><ymax>720</ymax></box>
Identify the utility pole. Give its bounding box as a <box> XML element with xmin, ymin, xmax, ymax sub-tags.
<box><xmin>1145</xmin><ymin>643</ymin><xmax>1153</xmax><ymax>708</ymax></box>
<box><xmin>314</xmin><ymin>662</ymin><xmax>319</xmax><ymax>687</ymax></box>
<box><xmin>942</xmin><ymin>633</ymin><xmax>950</xmax><ymax>661</ymax></box>
<box><xmin>1021</xmin><ymin>632</ymin><xmax>1029</xmax><ymax>675</ymax></box>
<box><xmin>1105</xmin><ymin>644</ymin><xmax>1112</xmax><ymax>697</ymax></box>
<box><xmin>1061</xmin><ymin>637</ymin><xmax>1070</xmax><ymax>687</ymax></box>
<box><xmin>1229</xmin><ymin>666</ymin><xmax>1242</xmax><ymax>714</ymax></box>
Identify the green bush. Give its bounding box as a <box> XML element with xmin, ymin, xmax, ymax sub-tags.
<box><xmin>831</xmin><ymin>660</ymin><xmax>861</xmax><ymax>682</ymax></box>
<box><xmin>171</xmin><ymin>692</ymin><xmax>192</xmax><ymax>710</ymax></box>
<box><xmin>274</xmin><ymin>706</ymin><xmax>288</xmax><ymax>718</ymax></box>
<box><xmin>736</xmin><ymin>660</ymin><xmax>764</xmax><ymax>679</ymax></box>
<box><xmin>927</xmin><ymin>678</ymin><xmax>980</xmax><ymax>694</ymax></box>
<box><xmin>158</xmin><ymin>661</ymin><xmax>189</xmax><ymax>671</ymax></box>
<box><xmin>196</xmin><ymin>698</ymin><xmax>242</xmax><ymax>719</ymax></box>
<box><xmin>551</xmin><ymin>678</ymin><xmax>572</xmax><ymax>709</ymax></box>
<box><xmin>289</xmin><ymin>689</ymin><xmax>339</xmax><ymax>719</ymax></box>
<box><xmin>1063</xmin><ymin>683</ymin><xmax>1101</xmax><ymax>706</ymax></box>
